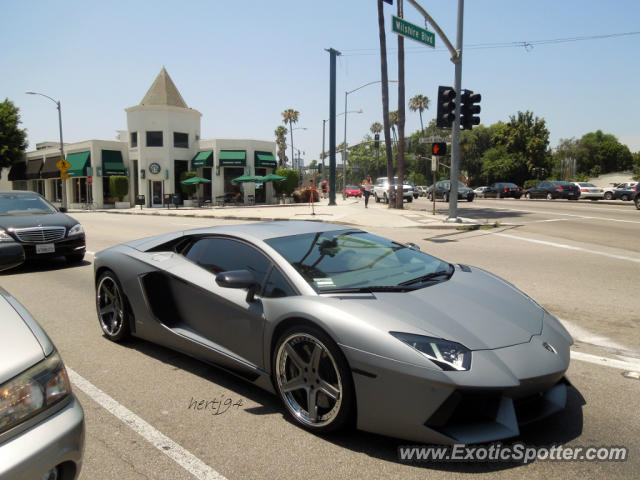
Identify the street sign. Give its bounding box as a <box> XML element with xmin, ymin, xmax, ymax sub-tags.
<box><xmin>431</xmin><ymin>156</ymin><xmax>438</xmax><ymax>172</ymax></box>
<box><xmin>60</xmin><ymin>172</ymin><xmax>69</xmax><ymax>180</ymax></box>
<box><xmin>419</xmin><ymin>136</ymin><xmax>450</xmax><ymax>144</ymax></box>
<box><xmin>391</xmin><ymin>16</ymin><xmax>435</xmax><ymax>48</ymax></box>
<box><xmin>56</xmin><ymin>158</ymin><xmax>71</xmax><ymax>172</ymax></box>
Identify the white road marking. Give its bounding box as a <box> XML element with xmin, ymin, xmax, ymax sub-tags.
<box><xmin>559</xmin><ymin>318</ymin><xmax>629</xmax><ymax>351</ymax></box>
<box><xmin>490</xmin><ymin>206</ymin><xmax>640</xmax><ymax>224</ymax></box>
<box><xmin>571</xmin><ymin>351</ymin><xmax>640</xmax><ymax>371</ymax></box>
<box><xmin>494</xmin><ymin>233</ymin><xmax>640</xmax><ymax>263</ymax></box>
<box><xmin>67</xmin><ymin>368</ymin><xmax>227</xmax><ymax>480</ymax></box>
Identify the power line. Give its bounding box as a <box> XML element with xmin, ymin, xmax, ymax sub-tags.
<box><xmin>340</xmin><ymin>31</ymin><xmax>640</xmax><ymax>56</ymax></box>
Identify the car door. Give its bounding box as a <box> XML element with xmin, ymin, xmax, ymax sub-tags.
<box><xmin>166</xmin><ymin>236</ymin><xmax>276</xmax><ymax>368</ymax></box>
<box><xmin>485</xmin><ymin>184</ymin><xmax>498</xmax><ymax>198</ymax></box>
<box><xmin>534</xmin><ymin>181</ymin><xmax>549</xmax><ymax>198</ymax></box>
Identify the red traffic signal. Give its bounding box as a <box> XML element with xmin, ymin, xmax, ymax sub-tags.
<box><xmin>431</xmin><ymin>142</ymin><xmax>447</xmax><ymax>156</ymax></box>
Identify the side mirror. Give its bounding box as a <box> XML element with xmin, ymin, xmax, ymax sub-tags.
<box><xmin>215</xmin><ymin>269</ymin><xmax>259</xmax><ymax>302</ymax></box>
<box><xmin>58</xmin><ymin>207</ymin><xmax>68</xmax><ymax>213</ymax></box>
<box><xmin>406</xmin><ymin>242</ymin><xmax>420</xmax><ymax>251</ymax></box>
<box><xmin>0</xmin><ymin>243</ymin><xmax>25</xmax><ymax>272</ymax></box>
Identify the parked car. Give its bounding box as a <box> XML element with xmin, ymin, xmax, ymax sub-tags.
<box><xmin>571</xmin><ymin>182</ymin><xmax>604</xmax><ymax>200</ymax></box>
<box><xmin>0</xmin><ymin>243</ymin><xmax>85</xmax><ymax>479</ymax></box>
<box><xmin>611</xmin><ymin>187</ymin><xmax>635</xmax><ymax>201</ymax></box>
<box><xmin>416</xmin><ymin>185</ymin><xmax>429</xmax><ymax>197</ymax></box>
<box><xmin>0</xmin><ymin>191</ymin><xmax>86</xmax><ymax>263</ymax></box>
<box><xmin>428</xmin><ymin>180</ymin><xmax>475</xmax><ymax>202</ymax></box>
<box><xmin>93</xmin><ymin>221</ymin><xmax>572</xmax><ymax>444</ymax></box>
<box><xmin>483</xmin><ymin>182</ymin><xmax>522</xmax><ymax>199</ymax></box>
<box><xmin>634</xmin><ymin>183</ymin><xmax>640</xmax><ymax>210</ymax></box>
<box><xmin>404</xmin><ymin>180</ymin><xmax>420</xmax><ymax>199</ymax></box>
<box><xmin>603</xmin><ymin>182</ymin><xmax>638</xmax><ymax>200</ymax></box>
<box><xmin>372</xmin><ymin>177</ymin><xmax>413</xmax><ymax>203</ymax></box>
<box><xmin>345</xmin><ymin>186</ymin><xmax>362</xmax><ymax>198</ymax></box>
<box><xmin>473</xmin><ymin>186</ymin><xmax>490</xmax><ymax>198</ymax></box>
<box><xmin>524</xmin><ymin>181</ymin><xmax>580</xmax><ymax>200</ymax></box>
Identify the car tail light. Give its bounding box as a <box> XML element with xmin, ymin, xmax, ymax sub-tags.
<box><xmin>581</xmin><ymin>188</ymin><xmax>588</xmax><ymax>192</ymax></box>
<box><xmin>504</xmin><ymin>187</ymin><xmax>508</xmax><ymax>193</ymax></box>
<box><xmin>556</xmin><ymin>186</ymin><xmax>564</xmax><ymax>191</ymax></box>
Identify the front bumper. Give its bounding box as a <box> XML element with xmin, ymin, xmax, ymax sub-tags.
<box><xmin>0</xmin><ymin>396</ymin><xmax>85</xmax><ymax>480</ymax></box>
<box><xmin>344</xmin><ymin>334</ymin><xmax>570</xmax><ymax>445</ymax></box>
<box><xmin>20</xmin><ymin>235</ymin><xmax>86</xmax><ymax>260</ymax></box>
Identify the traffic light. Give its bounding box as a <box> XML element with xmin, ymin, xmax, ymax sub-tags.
<box><xmin>431</xmin><ymin>142</ymin><xmax>447</xmax><ymax>156</ymax></box>
<box><xmin>374</xmin><ymin>133</ymin><xmax>380</xmax><ymax>149</ymax></box>
<box><xmin>318</xmin><ymin>163</ymin><xmax>323</xmax><ymax>174</ymax></box>
<box><xmin>436</xmin><ymin>86</ymin><xmax>456</xmax><ymax>129</ymax></box>
<box><xmin>460</xmin><ymin>89</ymin><xmax>481</xmax><ymax>130</ymax></box>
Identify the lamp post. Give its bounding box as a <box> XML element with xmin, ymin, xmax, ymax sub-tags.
<box><xmin>291</xmin><ymin>127</ymin><xmax>307</xmax><ymax>171</ymax></box>
<box><xmin>322</xmin><ymin>110</ymin><xmax>362</xmax><ymax>183</ymax></box>
<box><xmin>343</xmin><ymin>81</ymin><xmax>396</xmax><ymax>199</ymax></box>
<box><xmin>25</xmin><ymin>91</ymin><xmax>67</xmax><ymax>210</ymax></box>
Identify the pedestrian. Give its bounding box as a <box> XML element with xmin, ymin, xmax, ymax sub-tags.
<box><xmin>321</xmin><ymin>179</ymin><xmax>328</xmax><ymax>199</ymax></box>
<box><xmin>362</xmin><ymin>175</ymin><xmax>373</xmax><ymax>208</ymax></box>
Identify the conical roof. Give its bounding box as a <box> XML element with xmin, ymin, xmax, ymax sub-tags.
<box><xmin>140</xmin><ymin>67</ymin><xmax>188</xmax><ymax>108</ymax></box>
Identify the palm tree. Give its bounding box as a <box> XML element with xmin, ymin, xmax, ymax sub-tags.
<box><xmin>370</xmin><ymin>122</ymin><xmax>383</xmax><ymax>135</ymax></box>
<box><xmin>408</xmin><ymin>94</ymin><xmax>430</xmax><ymax>134</ymax></box>
<box><xmin>281</xmin><ymin>109</ymin><xmax>299</xmax><ymax>170</ymax></box>
<box><xmin>274</xmin><ymin>125</ymin><xmax>288</xmax><ymax>167</ymax></box>
<box><xmin>389</xmin><ymin>111</ymin><xmax>398</xmax><ymax>144</ymax></box>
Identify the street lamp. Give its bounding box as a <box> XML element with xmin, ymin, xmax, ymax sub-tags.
<box><xmin>25</xmin><ymin>91</ymin><xmax>67</xmax><ymax>210</ymax></box>
<box><xmin>322</xmin><ymin>109</ymin><xmax>362</xmax><ymax>182</ymax></box>
<box><xmin>291</xmin><ymin>127</ymin><xmax>307</xmax><ymax>170</ymax></box>
<box><xmin>343</xmin><ymin>80</ymin><xmax>397</xmax><ymax>199</ymax></box>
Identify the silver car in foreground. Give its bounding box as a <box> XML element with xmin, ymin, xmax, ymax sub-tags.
<box><xmin>94</xmin><ymin>221</ymin><xmax>573</xmax><ymax>444</ymax></box>
<box><xmin>0</xmin><ymin>244</ymin><xmax>84</xmax><ymax>479</ymax></box>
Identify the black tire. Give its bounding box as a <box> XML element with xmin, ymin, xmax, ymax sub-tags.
<box><xmin>621</xmin><ymin>194</ymin><xmax>630</xmax><ymax>201</ymax></box>
<box><xmin>427</xmin><ymin>193</ymin><xmax>432</xmax><ymax>201</ymax></box>
<box><xmin>96</xmin><ymin>271</ymin><xmax>131</xmax><ymax>342</ymax></box>
<box><xmin>273</xmin><ymin>324</ymin><xmax>354</xmax><ymax>434</ymax></box>
<box><xmin>374</xmin><ymin>193</ymin><xmax>380</xmax><ymax>203</ymax></box>
<box><xmin>66</xmin><ymin>252</ymin><xmax>85</xmax><ymax>263</ymax></box>
<box><xmin>514</xmin><ymin>195</ymin><xmax>522</xmax><ymax>200</ymax></box>
<box><xmin>383</xmin><ymin>193</ymin><xmax>388</xmax><ymax>204</ymax></box>
<box><xmin>407</xmin><ymin>196</ymin><xmax>413</xmax><ymax>203</ymax></box>
<box><xmin>635</xmin><ymin>197</ymin><xmax>640</xmax><ymax>210</ymax></box>
<box><xmin>546</xmin><ymin>193</ymin><xmax>553</xmax><ymax>200</ymax></box>
<box><xmin>444</xmin><ymin>192</ymin><xmax>449</xmax><ymax>203</ymax></box>
<box><xmin>604</xmin><ymin>192</ymin><xmax>613</xmax><ymax>200</ymax></box>
<box><xmin>467</xmin><ymin>196</ymin><xmax>474</xmax><ymax>202</ymax></box>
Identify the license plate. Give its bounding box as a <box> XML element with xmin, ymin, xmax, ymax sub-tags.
<box><xmin>35</xmin><ymin>243</ymin><xmax>55</xmax><ymax>254</ymax></box>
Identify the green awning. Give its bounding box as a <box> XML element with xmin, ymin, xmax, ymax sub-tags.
<box><xmin>102</xmin><ymin>150</ymin><xmax>126</xmax><ymax>176</ymax></box>
<box><xmin>66</xmin><ymin>151</ymin><xmax>91</xmax><ymax>178</ymax></box>
<box><xmin>191</xmin><ymin>150</ymin><xmax>213</xmax><ymax>168</ymax></box>
<box><xmin>26</xmin><ymin>159</ymin><xmax>43</xmax><ymax>179</ymax></box>
<box><xmin>219</xmin><ymin>150</ymin><xmax>246</xmax><ymax>166</ymax></box>
<box><xmin>255</xmin><ymin>151</ymin><xmax>277</xmax><ymax>169</ymax></box>
<box><xmin>8</xmin><ymin>162</ymin><xmax>27</xmax><ymax>181</ymax></box>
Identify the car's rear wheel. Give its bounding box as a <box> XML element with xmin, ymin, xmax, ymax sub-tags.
<box><xmin>546</xmin><ymin>193</ymin><xmax>553</xmax><ymax>200</ymax></box>
<box><xmin>273</xmin><ymin>325</ymin><xmax>354</xmax><ymax>433</ymax></box>
<box><xmin>96</xmin><ymin>271</ymin><xmax>130</xmax><ymax>342</ymax></box>
<box><xmin>383</xmin><ymin>193</ymin><xmax>388</xmax><ymax>204</ymax></box>
<box><xmin>407</xmin><ymin>196</ymin><xmax>413</xmax><ymax>203</ymax></box>
<box><xmin>444</xmin><ymin>192</ymin><xmax>449</xmax><ymax>202</ymax></box>
<box><xmin>604</xmin><ymin>192</ymin><xmax>613</xmax><ymax>200</ymax></box>
<box><xmin>525</xmin><ymin>192</ymin><xmax>531</xmax><ymax>199</ymax></box>
<box><xmin>635</xmin><ymin>197</ymin><xmax>640</xmax><ymax>210</ymax></box>
<box><xmin>467</xmin><ymin>196</ymin><xmax>474</xmax><ymax>202</ymax></box>
<box><xmin>621</xmin><ymin>194</ymin><xmax>630</xmax><ymax>201</ymax></box>
<box><xmin>374</xmin><ymin>193</ymin><xmax>380</xmax><ymax>203</ymax></box>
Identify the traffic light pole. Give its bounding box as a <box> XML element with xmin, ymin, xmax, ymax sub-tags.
<box><xmin>448</xmin><ymin>0</ymin><xmax>464</xmax><ymax>222</ymax></box>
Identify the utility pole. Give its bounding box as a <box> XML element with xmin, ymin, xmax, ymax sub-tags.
<box><xmin>447</xmin><ymin>0</ymin><xmax>464</xmax><ymax>221</ymax></box>
<box><xmin>326</xmin><ymin>48</ymin><xmax>340</xmax><ymax>206</ymax></box>
<box><xmin>396</xmin><ymin>0</ymin><xmax>406</xmax><ymax>209</ymax></box>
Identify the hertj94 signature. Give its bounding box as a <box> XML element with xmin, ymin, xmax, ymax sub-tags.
<box><xmin>188</xmin><ymin>394</ymin><xmax>244</xmax><ymax>416</ymax></box>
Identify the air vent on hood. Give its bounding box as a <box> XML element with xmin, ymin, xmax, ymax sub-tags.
<box><xmin>458</xmin><ymin>264</ymin><xmax>471</xmax><ymax>272</ymax></box>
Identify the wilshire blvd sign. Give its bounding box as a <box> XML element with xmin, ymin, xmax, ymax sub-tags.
<box><xmin>391</xmin><ymin>15</ymin><xmax>435</xmax><ymax>48</ymax></box>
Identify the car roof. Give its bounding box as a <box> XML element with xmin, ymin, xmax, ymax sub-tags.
<box><xmin>185</xmin><ymin>221</ymin><xmax>352</xmax><ymax>241</ymax></box>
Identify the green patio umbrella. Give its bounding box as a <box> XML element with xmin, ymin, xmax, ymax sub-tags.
<box><xmin>258</xmin><ymin>173</ymin><xmax>286</xmax><ymax>182</ymax></box>
<box><xmin>181</xmin><ymin>176</ymin><xmax>211</xmax><ymax>185</ymax></box>
<box><xmin>231</xmin><ymin>175</ymin><xmax>262</xmax><ymax>184</ymax></box>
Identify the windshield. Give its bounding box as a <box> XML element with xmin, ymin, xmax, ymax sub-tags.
<box><xmin>0</xmin><ymin>193</ymin><xmax>57</xmax><ymax>215</ymax></box>
<box><xmin>265</xmin><ymin>229</ymin><xmax>451</xmax><ymax>293</ymax></box>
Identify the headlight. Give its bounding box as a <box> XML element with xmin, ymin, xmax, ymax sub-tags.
<box><xmin>68</xmin><ymin>224</ymin><xmax>84</xmax><ymax>236</ymax></box>
<box><xmin>0</xmin><ymin>230</ymin><xmax>14</xmax><ymax>242</ymax></box>
<box><xmin>390</xmin><ymin>332</ymin><xmax>471</xmax><ymax>371</ymax></box>
<box><xmin>0</xmin><ymin>352</ymin><xmax>71</xmax><ymax>434</ymax></box>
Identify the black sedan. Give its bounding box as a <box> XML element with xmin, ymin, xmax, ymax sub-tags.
<box><xmin>484</xmin><ymin>182</ymin><xmax>522</xmax><ymax>199</ymax></box>
<box><xmin>0</xmin><ymin>191</ymin><xmax>86</xmax><ymax>263</ymax></box>
<box><xmin>612</xmin><ymin>187</ymin><xmax>635</xmax><ymax>202</ymax></box>
<box><xmin>524</xmin><ymin>181</ymin><xmax>580</xmax><ymax>200</ymax></box>
<box><xmin>428</xmin><ymin>180</ymin><xmax>475</xmax><ymax>202</ymax></box>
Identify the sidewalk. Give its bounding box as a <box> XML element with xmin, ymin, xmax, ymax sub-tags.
<box><xmin>81</xmin><ymin>197</ymin><xmax>485</xmax><ymax>230</ymax></box>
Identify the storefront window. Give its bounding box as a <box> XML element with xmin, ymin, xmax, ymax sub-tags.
<box><xmin>224</xmin><ymin>167</ymin><xmax>244</xmax><ymax>202</ymax></box>
<box><xmin>73</xmin><ymin>178</ymin><xmax>88</xmax><ymax>203</ymax></box>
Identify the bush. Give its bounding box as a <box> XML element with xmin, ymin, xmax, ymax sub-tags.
<box><xmin>292</xmin><ymin>188</ymin><xmax>320</xmax><ymax>203</ymax></box>
<box><xmin>109</xmin><ymin>176</ymin><xmax>129</xmax><ymax>201</ymax></box>
<box><xmin>574</xmin><ymin>172</ymin><xmax>590</xmax><ymax>182</ymax></box>
<box><xmin>274</xmin><ymin>169</ymin><xmax>299</xmax><ymax>197</ymax></box>
<box><xmin>523</xmin><ymin>179</ymin><xmax>539</xmax><ymax>190</ymax></box>
<box><xmin>180</xmin><ymin>171</ymin><xmax>198</xmax><ymax>199</ymax></box>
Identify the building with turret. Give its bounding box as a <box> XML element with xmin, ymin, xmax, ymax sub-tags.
<box><xmin>8</xmin><ymin>68</ymin><xmax>278</xmax><ymax>208</ymax></box>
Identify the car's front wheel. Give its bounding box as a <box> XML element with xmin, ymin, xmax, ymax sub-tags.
<box><xmin>96</xmin><ymin>271</ymin><xmax>130</xmax><ymax>342</ymax></box>
<box><xmin>525</xmin><ymin>192</ymin><xmax>531</xmax><ymax>199</ymax></box>
<box><xmin>374</xmin><ymin>193</ymin><xmax>380</xmax><ymax>203</ymax></box>
<box><xmin>546</xmin><ymin>193</ymin><xmax>553</xmax><ymax>200</ymax></box>
<box><xmin>273</xmin><ymin>325</ymin><xmax>354</xmax><ymax>433</ymax></box>
<box><xmin>621</xmin><ymin>194</ymin><xmax>630</xmax><ymax>201</ymax></box>
<box><xmin>604</xmin><ymin>192</ymin><xmax>613</xmax><ymax>200</ymax></box>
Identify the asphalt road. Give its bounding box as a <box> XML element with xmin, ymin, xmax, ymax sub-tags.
<box><xmin>1</xmin><ymin>204</ymin><xmax>638</xmax><ymax>480</ymax></box>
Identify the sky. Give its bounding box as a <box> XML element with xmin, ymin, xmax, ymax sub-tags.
<box><xmin>2</xmin><ymin>0</ymin><xmax>639</xmax><ymax>166</ymax></box>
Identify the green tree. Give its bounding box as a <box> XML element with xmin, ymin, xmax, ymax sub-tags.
<box><xmin>408</xmin><ymin>94</ymin><xmax>430</xmax><ymax>134</ymax></box>
<box><xmin>480</xmin><ymin>146</ymin><xmax>528</xmax><ymax>185</ymax></box>
<box><xmin>576</xmin><ymin>130</ymin><xmax>632</xmax><ymax>174</ymax></box>
<box><xmin>273</xmin><ymin>168</ymin><xmax>299</xmax><ymax>197</ymax></box>
<box><xmin>109</xmin><ymin>176</ymin><xmax>129</xmax><ymax>201</ymax></box>
<box><xmin>632</xmin><ymin>151</ymin><xmax>640</xmax><ymax>180</ymax></box>
<box><xmin>281</xmin><ymin>109</ymin><xmax>299</xmax><ymax>169</ymax></box>
<box><xmin>0</xmin><ymin>99</ymin><xmax>28</xmax><ymax>168</ymax></box>
<box><xmin>492</xmin><ymin>111</ymin><xmax>550</xmax><ymax>172</ymax></box>
<box><xmin>460</xmin><ymin>123</ymin><xmax>501</xmax><ymax>185</ymax></box>
<box><xmin>274</xmin><ymin>125</ymin><xmax>288</xmax><ymax>167</ymax></box>
<box><xmin>370</xmin><ymin>122</ymin><xmax>383</xmax><ymax>135</ymax></box>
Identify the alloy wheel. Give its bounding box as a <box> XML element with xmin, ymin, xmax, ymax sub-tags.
<box><xmin>97</xmin><ymin>275</ymin><xmax>125</xmax><ymax>337</ymax></box>
<box><xmin>275</xmin><ymin>333</ymin><xmax>343</xmax><ymax>427</ymax></box>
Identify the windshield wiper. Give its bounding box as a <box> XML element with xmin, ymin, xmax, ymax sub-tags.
<box><xmin>398</xmin><ymin>264</ymin><xmax>454</xmax><ymax>286</ymax></box>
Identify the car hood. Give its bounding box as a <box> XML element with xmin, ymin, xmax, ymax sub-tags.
<box><xmin>337</xmin><ymin>266</ymin><xmax>543</xmax><ymax>350</ymax></box>
<box><xmin>0</xmin><ymin>293</ymin><xmax>47</xmax><ymax>384</ymax></box>
<box><xmin>0</xmin><ymin>212</ymin><xmax>78</xmax><ymax>230</ymax></box>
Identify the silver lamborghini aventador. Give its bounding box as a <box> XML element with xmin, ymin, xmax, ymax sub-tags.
<box><xmin>93</xmin><ymin>221</ymin><xmax>573</xmax><ymax>445</ymax></box>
